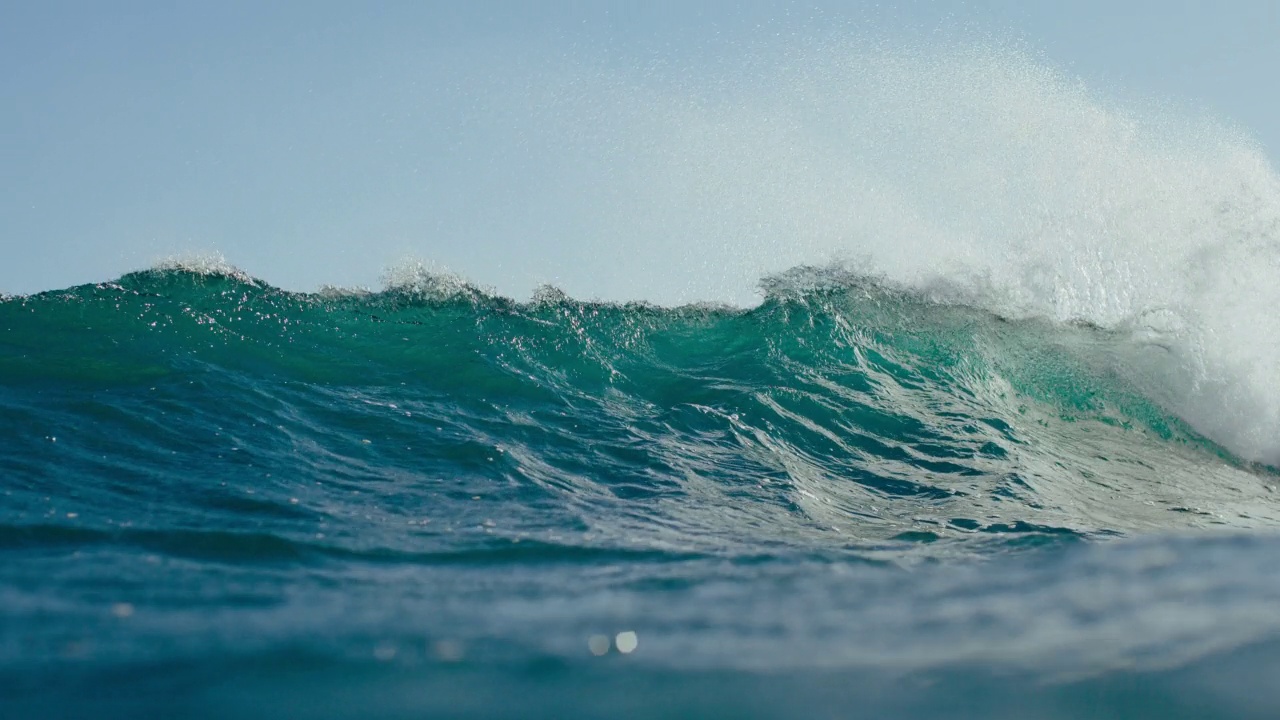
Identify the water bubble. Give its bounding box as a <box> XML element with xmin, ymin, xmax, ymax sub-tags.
<box><xmin>433</xmin><ymin>640</ymin><xmax>465</xmax><ymax>662</ymax></box>
<box><xmin>615</xmin><ymin>631</ymin><xmax>639</xmax><ymax>654</ymax></box>
<box><xmin>373</xmin><ymin>643</ymin><xmax>398</xmax><ymax>661</ymax></box>
<box><xmin>588</xmin><ymin>635</ymin><xmax>611</xmax><ymax>656</ymax></box>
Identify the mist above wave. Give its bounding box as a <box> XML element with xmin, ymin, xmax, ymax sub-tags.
<box><xmin>35</xmin><ymin>32</ymin><xmax>1280</xmax><ymax>464</ymax></box>
<box><xmin>485</xmin><ymin>36</ymin><xmax>1280</xmax><ymax>465</ymax></box>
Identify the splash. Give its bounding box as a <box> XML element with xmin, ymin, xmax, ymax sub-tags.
<box><xmin>44</xmin><ymin>35</ymin><xmax>1280</xmax><ymax>464</ymax></box>
<box><xmin>148</xmin><ymin>252</ymin><xmax>261</xmax><ymax>286</ymax></box>
<box><xmin>475</xmin><ymin>36</ymin><xmax>1280</xmax><ymax>464</ymax></box>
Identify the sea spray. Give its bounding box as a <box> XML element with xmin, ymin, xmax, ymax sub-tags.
<box><xmin>373</xmin><ymin>37</ymin><xmax>1280</xmax><ymax>464</ymax></box>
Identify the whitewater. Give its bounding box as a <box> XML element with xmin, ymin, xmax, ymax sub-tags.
<box><xmin>6</xmin><ymin>37</ymin><xmax>1280</xmax><ymax>719</ymax></box>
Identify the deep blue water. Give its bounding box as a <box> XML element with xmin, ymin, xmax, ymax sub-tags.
<box><xmin>4</xmin><ymin>267</ymin><xmax>1280</xmax><ymax>719</ymax></box>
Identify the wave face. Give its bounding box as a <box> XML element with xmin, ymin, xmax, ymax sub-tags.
<box><xmin>5</xmin><ymin>268</ymin><xmax>1280</xmax><ymax>718</ymax></box>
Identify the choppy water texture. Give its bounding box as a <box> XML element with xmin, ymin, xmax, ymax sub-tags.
<box><xmin>4</xmin><ymin>267</ymin><xmax>1280</xmax><ymax>719</ymax></box>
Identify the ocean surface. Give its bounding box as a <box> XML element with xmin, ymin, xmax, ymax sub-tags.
<box><xmin>4</xmin><ymin>264</ymin><xmax>1280</xmax><ymax>719</ymax></box>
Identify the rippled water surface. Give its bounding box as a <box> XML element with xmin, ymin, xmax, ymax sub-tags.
<box><xmin>3</xmin><ymin>269</ymin><xmax>1280</xmax><ymax>718</ymax></box>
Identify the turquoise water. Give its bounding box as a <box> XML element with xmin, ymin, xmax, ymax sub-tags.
<box><xmin>4</xmin><ymin>267</ymin><xmax>1280</xmax><ymax>718</ymax></box>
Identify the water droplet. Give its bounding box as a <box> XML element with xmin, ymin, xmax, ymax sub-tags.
<box><xmin>588</xmin><ymin>635</ymin><xmax>611</xmax><ymax>656</ymax></box>
<box><xmin>615</xmin><ymin>631</ymin><xmax>638</xmax><ymax>654</ymax></box>
<box><xmin>373</xmin><ymin>643</ymin><xmax>397</xmax><ymax>661</ymax></box>
<box><xmin>433</xmin><ymin>640</ymin><xmax>465</xmax><ymax>662</ymax></box>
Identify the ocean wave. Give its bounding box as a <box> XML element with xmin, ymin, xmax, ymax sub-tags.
<box><xmin>3</xmin><ymin>264</ymin><xmax>1274</xmax><ymax>559</ymax></box>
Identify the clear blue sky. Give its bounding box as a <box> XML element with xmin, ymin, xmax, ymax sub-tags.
<box><xmin>2</xmin><ymin>1</ymin><xmax>1277</xmax><ymax>299</ymax></box>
